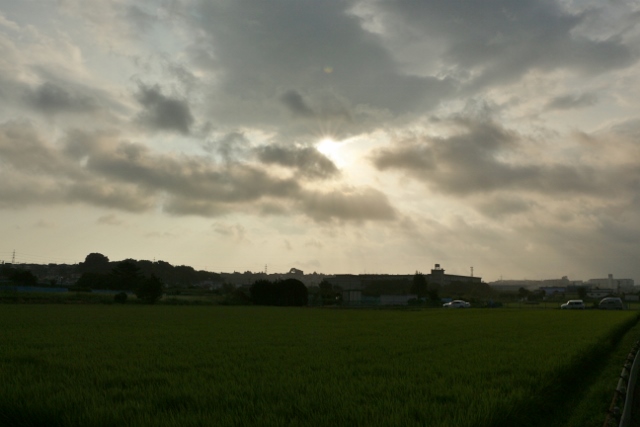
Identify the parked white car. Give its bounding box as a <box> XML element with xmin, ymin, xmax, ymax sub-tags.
<box><xmin>443</xmin><ymin>300</ymin><xmax>471</xmax><ymax>308</ymax></box>
<box><xmin>560</xmin><ymin>300</ymin><xmax>585</xmax><ymax>309</ymax></box>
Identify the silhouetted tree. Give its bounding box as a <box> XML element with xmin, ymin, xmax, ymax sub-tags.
<box><xmin>518</xmin><ymin>287</ymin><xmax>531</xmax><ymax>299</ymax></box>
<box><xmin>318</xmin><ymin>279</ymin><xmax>338</xmax><ymax>305</ymax></box>
<box><xmin>278</xmin><ymin>279</ymin><xmax>308</xmax><ymax>306</ymax></box>
<box><xmin>75</xmin><ymin>272</ymin><xmax>111</xmax><ymax>290</ymax></box>
<box><xmin>2</xmin><ymin>267</ymin><xmax>38</xmax><ymax>286</ymax></box>
<box><xmin>80</xmin><ymin>253</ymin><xmax>111</xmax><ymax>274</ymax></box>
<box><xmin>411</xmin><ymin>272</ymin><xmax>427</xmax><ymax>300</ymax></box>
<box><xmin>135</xmin><ymin>274</ymin><xmax>164</xmax><ymax>304</ymax></box>
<box><xmin>250</xmin><ymin>279</ymin><xmax>308</xmax><ymax>306</ymax></box>
<box><xmin>111</xmin><ymin>260</ymin><xmax>143</xmax><ymax>291</ymax></box>
<box><xmin>250</xmin><ymin>280</ymin><xmax>277</xmax><ymax>305</ymax></box>
<box><xmin>427</xmin><ymin>287</ymin><xmax>440</xmax><ymax>303</ymax></box>
<box><xmin>221</xmin><ymin>283</ymin><xmax>236</xmax><ymax>295</ymax></box>
<box><xmin>221</xmin><ymin>288</ymin><xmax>251</xmax><ymax>305</ymax></box>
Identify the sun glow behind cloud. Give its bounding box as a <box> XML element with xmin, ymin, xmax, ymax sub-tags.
<box><xmin>316</xmin><ymin>137</ymin><xmax>347</xmax><ymax>167</ymax></box>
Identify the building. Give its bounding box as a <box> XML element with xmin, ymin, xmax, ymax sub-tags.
<box><xmin>588</xmin><ymin>274</ymin><xmax>635</xmax><ymax>293</ymax></box>
<box><xmin>329</xmin><ymin>264</ymin><xmax>482</xmax><ymax>305</ymax></box>
<box><xmin>428</xmin><ymin>264</ymin><xmax>482</xmax><ymax>286</ymax></box>
<box><xmin>539</xmin><ymin>286</ymin><xmax>567</xmax><ymax>297</ymax></box>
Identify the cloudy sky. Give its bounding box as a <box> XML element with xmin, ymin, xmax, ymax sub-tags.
<box><xmin>1</xmin><ymin>0</ymin><xmax>639</xmax><ymax>282</ymax></box>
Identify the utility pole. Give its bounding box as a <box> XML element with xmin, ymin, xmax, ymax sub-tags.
<box><xmin>12</xmin><ymin>250</ymin><xmax>15</xmax><ymax>264</ymax></box>
<box><xmin>470</xmin><ymin>266</ymin><xmax>474</xmax><ymax>277</ymax></box>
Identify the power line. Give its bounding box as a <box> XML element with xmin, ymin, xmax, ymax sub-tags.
<box><xmin>0</xmin><ymin>250</ymin><xmax>80</xmax><ymax>265</ymax></box>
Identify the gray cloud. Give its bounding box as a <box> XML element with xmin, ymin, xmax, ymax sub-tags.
<box><xmin>192</xmin><ymin>0</ymin><xmax>455</xmax><ymax>136</ymax></box>
<box><xmin>203</xmin><ymin>132</ymin><xmax>252</xmax><ymax>162</ymax></box>
<box><xmin>26</xmin><ymin>82</ymin><xmax>100</xmax><ymax>115</ymax></box>
<box><xmin>608</xmin><ymin>118</ymin><xmax>640</xmax><ymax>140</ymax></box>
<box><xmin>547</xmin><ymin>92</ymin><xmax>598</xmax><ymax>110</ymax></box>
<box><xmin>474</xmin><ymin>196</ymin><xmax>537</xmax><ymax>219</ymax></box>
<box><xmin>97</xmin><ymin>214</ymin><xmax>125</xmax><ymax>226</ymax></box>
<box><xmin>126</xmin><ymin>5</ymin><xmax>157</xmax><ymax>33</ymax></box>
<box><xmin>298</xmin><ymin>187</ymin><xmax>397</xmax><ymax>223</ymax></box>
<box><xmin>213</xmin><ymin>223</ymin><xmax>247</xmax><ymax>242</ymax></box>
<box><xmin>255</xmin><ymin>145</ymin><xmax>339</xmax><ymax>180</ymax></box>
<box><xmin>66</xmin><ymin>182</ymin><xmax>152</xmax><ymax>212</ymax></box>
<box><xmin>0</xmin><ymin>123</ymin><xmax>394</xmax><ymax>223</ymax></box>
<box><xmin>0</xmin><ymin>120</ymin><xmax>66</xmax><ymax>174</ymax></box>
<box><xmin>280</xmin><ymin>90</ymin><xmax>315</xmax><ymax>118</ymax></box>
<box><xmin>0</xmin><ymin>175</ymin><xmax>62</xmax><ymax>208</ymax></box>
<box><xmin>135</xmin><ymin>83</ymin><xmax>194</xmax><ymax>134</ymax></box>
<box><xmin>370</xmin><ymin>0</ymin><xmax>637</xmax><ymax>92</ymax></box>
<box><xmin>0</xmin><ymin>121</ymin><xmax>154</xmax><ymax>211</ymax></box>
<box><xmin>371</xmin><ymin>117</ymin><xmax>640</xmax><ymax>198</ymax></box>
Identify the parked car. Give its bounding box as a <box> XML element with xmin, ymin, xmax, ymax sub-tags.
<box><xmin>599</xmin><ymin>297</ymin><xmax>623</xmax><ymax>310</ymax></box>
<box><xmin>560</xmin><ymin>300</ymin><xmax>585</xmax><ymax>310</ymax></box>
<box><xmin>443</xmin><ymin>300</ymin><xmax>470</xmax><ymax>308</ymax></box>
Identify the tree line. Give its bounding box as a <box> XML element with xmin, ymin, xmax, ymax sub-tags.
<box><xmin>78</xmin><ymin>253</ymin><xmax>221</xmax><ymax>287</ymax></box>
<box><xmin>249</xmin><ymin>279</ymin><xmax>308</xmax><ymax>306</ymax></box>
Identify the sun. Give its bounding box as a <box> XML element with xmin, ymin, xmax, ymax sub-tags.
<box><xmin>315</xmin><ymin>137</ymin><xmax>356</xmax><ymax>168</ymax></box>
<box><xmin>316</xmin><ymin>137</ymin><xmax>342</xmax><ymax>160</ymax></box>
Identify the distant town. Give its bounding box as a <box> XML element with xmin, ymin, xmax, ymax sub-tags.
<box><xmin>0</xmin><ymin>252</ymin><xmax>636</xmax><ymax>306</ymax></box>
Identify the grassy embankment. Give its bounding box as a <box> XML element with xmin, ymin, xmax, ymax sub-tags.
<box><xmin>0</xmin><ymin>306</ymin><xmax>637</xmax><ymax>427</ymax></box>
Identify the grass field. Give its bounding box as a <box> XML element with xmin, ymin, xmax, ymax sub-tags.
<box><xmin>0</xmin><ymin>306</ymin><xmax>638</xmax><ymax>427</ymax></box>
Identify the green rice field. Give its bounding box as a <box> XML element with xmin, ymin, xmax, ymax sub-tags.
<box><xmin>0</xmin><ymin>306</ymin><xmax>638</xmax><ymax>427</ymax></box>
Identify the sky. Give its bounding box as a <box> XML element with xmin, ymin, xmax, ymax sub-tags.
<box><xmin>1</xmin><ymin>0</ymin><xmax>639</xmax><ymax>282</ymax></box>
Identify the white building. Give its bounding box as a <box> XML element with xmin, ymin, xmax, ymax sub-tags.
<box><xmin>588</xmin><ymin>274</ymin><xmax>635</xmax><ymax>292</ymax></box>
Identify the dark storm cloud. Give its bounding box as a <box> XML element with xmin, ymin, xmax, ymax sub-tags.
<box><xmin>371</xmin><ymin>118</ymin><xmax>640</xmax><ymax>198</ymax></box>
<box><xmin>547</xmin><ymin>92</ymin><xmax>598</xmax><ymax>110</ymax></box>
<box><xmin>135</xmin><ymin>83</ymin><xmax>194</xmax><ymax>134</ymax></box>
<box><xmin>26</xmin><ymin>82</ymin><xmax>100</xmax><ymax>114</ymax></box>
<box><xmin>255</xmin><ymin>144</ymin><xmax>339</xmax><ymax>180</ymax></box>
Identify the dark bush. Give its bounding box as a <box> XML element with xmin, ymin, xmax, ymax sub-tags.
<box><xmin>135</xmin><ymin>274</ymin><xmax>164</xmax><ymax>304</ymax></box>
<box><xmin>221</xmin><ymin>289</ymin><xmax>251</xmax><ymax>305</ymax></box>
<box><xmin>250</xmin><ymin>279</ymin><xmax>307</xmax><ymax>306</ymax></box>
<box><xmin>75</xmin><ymin>272</ymin><xmax>112</xmax><ymax>290</ymax></box>
<box><xmin>114</xmin><ymin>292</ymin><xmax>128</xmax><ymax>304</ymax></box>
<box><xmin>67</xmin><ymin>285</ymin><xmax>92</xmax><ymax>293</ymax></box>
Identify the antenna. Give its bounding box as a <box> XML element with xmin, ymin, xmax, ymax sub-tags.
<box><xmin>470</xmin><ymin>266</ymin><xmax>473</xmax><ymax>277</ymax></box>
<box><xmin>12</xmin><ymin>250</ymin><xmax>15</xmax><ymax>264</ymax></box>
<box><xmin>265</xmin><ymin>264</ymin><xmax>268</xmax><ymax>275</ymax></box>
